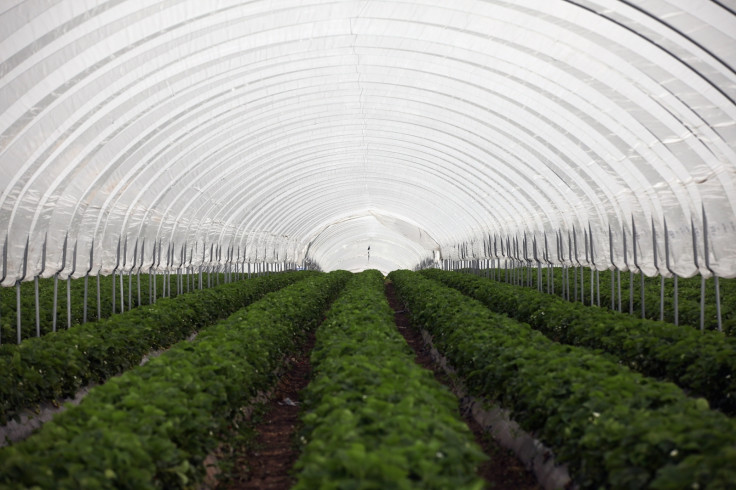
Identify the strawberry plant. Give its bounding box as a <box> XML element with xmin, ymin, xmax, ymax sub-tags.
<box><xmin>0</xmin><ymin>271</ymin><xmax>350</xmax><ymax>489</ymax></box>
<box><xmin>389</xmin><ymin>270</ymin><xmax>736</xmax><ymax>489</ymax></box>
<box><xmin>421</xmin><ymin>269</ymin><xmax>736</xmax><ymax>415</ymax></box>
<box><xmin>0</xmin><ymin>271</ymin><xmax>314</xmax><ymax>424</ymax></box>
<box><xmin>294</xmin><ymin>270</ymin><xmax>486</xmax><ymax>489</ymax></box>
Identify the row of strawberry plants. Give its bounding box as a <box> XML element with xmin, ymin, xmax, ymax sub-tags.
<box><xmin>422</xmin><ymin>269</ymin><xmax>736</xmax><ymax>415</ymax></box>
<box><xmin>482</xmin><ymin>267</ymin><xmax>736</xmax><ymax>334</ymax></box>
<box><xmin>0</xmin><ymin>273</ymin><xmax>189</xmax><ymax>342</ymax></box>
<box><xmin>0</xmin><ymin>271</ymin><xmax>314</xmax><ymax>424</ymax></box>
<box><xmin>293</xmin><ymin>270</ymin><xmax>486</xmax><ymax>489</ymax></box>
<box><xmin>389</xmin><ymin>270</ymin><xmax>736</xmax><ymax>489</ymax></box>
<box><xmin>0</xmin><ymin>270</ymin><xmax>350</xmax><ymax>489</ymax></box>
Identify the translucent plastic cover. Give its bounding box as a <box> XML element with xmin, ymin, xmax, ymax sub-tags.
<box><xmin>1</xmin><ymin>0</ymin><xmax>735</xmax><ymax>282</ymax></box>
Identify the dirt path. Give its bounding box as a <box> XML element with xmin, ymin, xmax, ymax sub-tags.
<box><xmin>384</xmin><ymin>281</ymin><xmax>541</xmax><ymax>490</ymax></box>
<box><xmin>222</xmin><ymin>332</ymin><xmax>315</xmax><ymax>490</ymax></box>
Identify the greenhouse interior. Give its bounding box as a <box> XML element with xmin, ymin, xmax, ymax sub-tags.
<box><xmin>1</xmin><ymin>0</ymin><xmax>735</xmax><ymax>488</ymax></box>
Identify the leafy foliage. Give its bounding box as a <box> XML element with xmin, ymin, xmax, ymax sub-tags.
<box><xmin>389</xmin><ymin>270</ymin><xmax>736</xmax><ymax>489</ymax></box>
<box><xmin>0</xmin><ymin>271</ymin><xmax>350</xmax><ymax>489</ymax></box>
<box><xmin>0</xmin><ymin>272</ymin><xmax>315</xmax><ymax>424</ymax></box>
<box><xmin>421</xmin><ymin>268</ymin><xmax>736</xmax><ymax>415</ymax></box>
<box><xmin>0</xmin><ymin>273</ymin><xmax>202</xmax><ymax>343</ymax></box>
<box><xmin>294</xmin><ymin>270</ymin><xmax>486</xmax><ymax>489</ymax></box>
<box><xmin>478</xmin><ymin>267</ymin><xmax>736</xmax><ymax>335</ymax></box>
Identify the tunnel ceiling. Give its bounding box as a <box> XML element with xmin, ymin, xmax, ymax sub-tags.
<box><xmin>1</xmin><ymin>0</ymin><xmax>735</xmax><ymax>281</ymax></box>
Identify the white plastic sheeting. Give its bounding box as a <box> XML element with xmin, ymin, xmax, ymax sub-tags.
<box><xmin>0</xmin><ymin>0</ymin><xmax>735</xmax><ymax>281</ymax></box>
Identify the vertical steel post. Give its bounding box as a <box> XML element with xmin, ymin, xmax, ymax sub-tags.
<box><xmin>198</xmin><ymin>243</ymin><xmax>203</xmax><ymax>289</ymax></box>
<box><xmin>67</xmin><ymin>240</ymin><xmax>77</xmax><ymax>329</ymax></box>
<box><xmin>664</xmin><ymin>218</ymin><xmax>676</xmax><ymax>324</ymax></box>
<box><xmin>119</xmin><ymin>237</ymin><xmax>126</xmax><ymax>313</ymax></box>
<box><xmin>567</xmin><ymin>231</ymin><xmax>573</xmax><ymax>302</ymax></box>
<box><xmin>0</xmin><ymin>236</ymin><xmax>6</xmax><ymax>344</ymax></box>
<box><xmin>96</xmin><ymin>271</ymin><xmax>101</xmax><ymax>321</ymax></box>
<box><xmin>53</xmin><ymin>234</ymin><xmax>68</xmax><ymax>332</ymax></box>
<box><xmin>35</xmin><ymin>276</ymin><xmax>40</xmax><ymax>335</ymax></box>
<box><xmin>543</xmin><ymin>233</ymin><xmax>549</xmax><ymax>294</ymax></box>
<box><xmin>632</xmin><ymin>217</ymin><xmax>644</xmax><ymax>319</ymax></box>
<box><xmin>585</xmin><ymin>228</ymin><xmax>592</xmax><ymax>306</ymax></box>
<box><xmin>112</xmin><ymin>237</ymin><xmax>120</xmax><ymax>315</ymax></box>
<box><xmin>155</xmin><ymin>240</ymin><xmax>162</xmax><ymax>302</ymax></box>
<box><xmin>16</xmin><ymin>282</ymin><xmax>21</xmax><ymax>343</ymax></box>
<box><xmin>533</xmin><ymin>236</ymin><xmax>540</xmax><ymax>291</ymax></box>
<box><xmin>138</xmin><ymin>239</ymin><xmax>145</xmax><ymax>307</ymax></box>
<box><xmin>84</xmin><ymin>239</ymin><xmax>93</xmax><ymax>324</ymax></box>
<box><xmin>608</xmin><ymin>226</ymin><xmax>615</xmax><ymax>310</ymax></box>
<box><xmin>702</xmin><ymin>207</ymin><xmax>721</xmax><ymax>332</ymax></box>
<box><xmin>691</xmin><ymin>217</ymin><xmax>703</xmax><ymax>331</ymax></box>
<box><xmin>573</xmin><ymin>227</ymin><xmax>579</xmax><ymax>302</ymax></box>
<box><xmin>37</xmin><ymin>236</ymin><xmax>47</xmax><ymax>336</ymax></box>
<box><xmin>652</xmin><ymin>218</ymin><xmax>664</xmax><ymax>322</ymax></box>
<box><xmin>208</xmin><ymin>243</ymin><xmax>214</xmax><ymax>288</ymax></box>
<box><xmin>129</xmin><ymin>239</ymin><xmax>137</xmax><ymax>310</ymax></box>
<box><xmin>150</xmin><ymin>241</ymin><xmax>156</xmax><ymax>304</ymax></box>
<box><xmin>17</xmin><ymin>237</ymin><xmax>29</xmax><ymax>343</ymax></box>
<box><xmin>623</xmin><ymin>223</ymin><xmax>631</xmax><ymax>314</ymax></box>
<box><xmin>590</xmin><ymin>225</ymin><xmax>599</xmax><ymax>307</ymax></box>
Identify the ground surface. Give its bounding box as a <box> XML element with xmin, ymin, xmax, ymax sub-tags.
<box><xmin>222</xmin><ymin>333</ymin><xmax>315</xmax><ymax>489</ymax></box>
<box><xmin>222</xmin><ymin>284</ymin><xmax>541</xmax><ymax>489</ymax></box>
<box><xmin>384</xmin><ymin>281</ymin><xmax>541</xmax><ymax>490</ymax></box>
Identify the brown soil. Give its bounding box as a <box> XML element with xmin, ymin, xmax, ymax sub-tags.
<box><xmin>222</xmin><ymin>332</ymin><xmax>315</xmax><ymax>490</ymax></box>
<box><xmin>385</xmin><ymin>281</ymin><xmax>541</xmax><ymax>490</ymax></box>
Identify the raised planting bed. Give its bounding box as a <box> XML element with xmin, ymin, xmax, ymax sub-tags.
<box><xmin>421</xmin><ymin>268</ymin><xmax>736</xmax><ymax>415</ymax></box>
<box><xmin>0</xmin><ymin>272</ymin><xmax>192</xmax><ymax>343</ymax></box>
<box><xmin>477</xmin><ymin>267</ymin><xmax>736</xmax><ymax>335</ymax></box>
<box><xmin>389</xmin><ymin>270</ymin><xmax>736</xmax><ymax>489</ymax></box>
<box><xmin>0</xmin><ymin>271</ymin><xmax>315</xmax><ymax>425</ymax></box>
<box><xmin>0</xmin><ymin>271</ymin><xmax>350</xmax><ymax>489</ymax></box>
<box><xmin>293</xmin><ymin>270</ymin><xmax>486</xmax><ymax>489</ymax></box>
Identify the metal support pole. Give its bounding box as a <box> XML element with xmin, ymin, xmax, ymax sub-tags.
<box><xmin>0</xmin><ymin>236</ymin><xmax>6</xmax><ymax>344</ymax></box>
<box><xmin>66</xmin><ymin>240</ymin><xmax>77</xmax><ymax>329</ymax></box>
<box><xmin>96</xmin><ymin>272</ymin><xmax>101</xmax><ymax>321</ymax></box>
<box><xmin>692</xmin><ymin>217</ymin><xmax>703</xmax><ymax>332</ymax></box>
<box><xmin>35</xmin><ymin>277</ymin><xmax>41</xmax><ymax>336</ymax></box>
<box><xmin>66</xmin><ymin>277</ymin><xmax>72</xmax><ymax>328</ymax></box>
<box><xmin>155</xmin><ymin>240</ymin><xmax>162</xmax><ymax>303</ymax></box>
<box><xmin>623</xmin><ymin>224</ymin><xmax>632</xmax><ymax>315</ymax></box>
<box><xmin>119</xmin><ymin>271</ymin><xmax>124</xmax><ymax>313</ymax></box>
<box><xmin>608</xmin><ymin>226</ymin><xmax>614</xmax><ymax>310</ymax></box>
<box><xmin>572</xmin><ymin>229</ymin><xmax>578</xmax><ymax>302</ymax></box>
<box><xmin>112</xmin><ymin>270</ymin><xmax>116</xmax><ymax>314</ymax></box>
<box><xmin>632</xmin><ymin>216</ymin><xmax>644</xmax><ymax>318</ymax></box>
<box><xmin>701</xmin><ymin>207</ymin><xmax>721</xmax><ymax>332</ymax></box>
<box><xmin>53</xmin><ymin>234</ymin><xmax>68</xmax><ymax>332</ymax></box>
<box><xmin>652</xmin><ymin>218</ymin><xmax>662</xmax><ymax>322</ymax></box>
<box><xmin>112</xmin><ymin>237</ymin><xmax>120</xmax><ymax>315</ymax></box>
<box><xmin>36</xmin><ymin>237</ymin><xmax>47</xmax><ymax>335</ymax></box>
<box><xmin>84</xmin><ymin>239</ymin><xmax>93</xmax><ymax>324</ymax></box>
<box><xmin>16</xmin><ymin>282</ymin><xmax>22</xmax><ymax>344</ymax></box>
<box><xmin>674</xmin><ymin>274</ymin><xmax>678</xmax><ymax>326</ymax></box>
<box><xmin>664</xmin><ymin>218</ymin><xmax>677</xmax><ymax>325</ymax></box>
<box><xmin>137</xmin><ymin>241</ymin><xmax>144</xmax><ymax>308</ymax></box>
<box><xmin>715</xmin><ymin>276</ymin><xmax>722</xmax><ymax>332</ymax></box>
<box><xmin>53</xmin><ymin>274</ymin><xmax>59</xmax><ymax>332</ymax></box>
<box><xmin>700</xmin><ymin>275</ymin><xmax>706</xmax><ymax>332</ymax></box>
<box><xmin>120</xmin><ymin>238</ymin><xmax>126</xmax><ymax>312</ymax></box>
<box><xmin>544</xmin><ymin>233</ymin><xmax>551</xmax><ymax>294</ymax></box>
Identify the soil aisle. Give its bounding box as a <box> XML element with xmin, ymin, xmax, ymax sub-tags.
<box><xmin>221</xmin><ymin>332</ymin><xmax>316</xmax><ymax>490</ymax></box>
<box><xmin>384</xmin><ymin>281</ymin><xmax>541</xmax><ymax>490</ymax></box>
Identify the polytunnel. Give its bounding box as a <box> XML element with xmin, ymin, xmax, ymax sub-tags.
<box><xmin>1</xmin><ymin>0</ymin><xmax>735</xmax><ymax>281</ymax></box>
<box><xmin>4</xmin><ymin>2</ymin><xmax>736</xmax><ymax>488</ymax></box>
